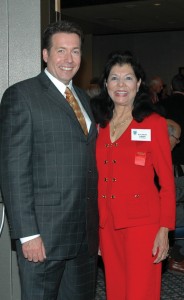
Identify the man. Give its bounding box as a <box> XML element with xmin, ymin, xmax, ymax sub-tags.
<box><xmin>0</xmin><ymin>21</ymin><xmax>98</xmax><ymax>300</ymax></box>
<box><xmin>149</xmin><ymin>76</ymin><xmax>164</xmax><ymax>103</ymax></box>
<box><xmin>167</xmin><ymin>119</ymin><xmax>181</xmax><ymax>151</ymax></box>
<box><xmin>163</xmin><ymin>73</ymin><xmax>184</xmax><ymax>166</ymax></box>
<box><xmin>167</xmin><ymin>118</ymin><xmax>184</xmax><ymax>274</ymax></box>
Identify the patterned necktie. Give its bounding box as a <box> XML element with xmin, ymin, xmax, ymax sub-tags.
<box><xmin>65</xmin><ymin>87</ymin><xmax>88</xmax><ymax>136</ymax></box>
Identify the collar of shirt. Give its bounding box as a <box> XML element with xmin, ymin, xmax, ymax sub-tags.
<box><xmin>44</xmin><ymin>68</ymin><xmax>72</xmax><ymax>96</ymax></box>
<box><xmin>44</xmin><ymin>68</ymin><xmax>91</xmax><ymax>131</ymax></box>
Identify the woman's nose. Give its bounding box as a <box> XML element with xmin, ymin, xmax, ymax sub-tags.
<box><xmin>118</xmin><ymin>78</ymin><xmax>125</xmax><ymax>86</ymax></box>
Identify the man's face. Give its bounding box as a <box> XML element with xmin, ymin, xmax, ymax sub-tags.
<box><xmin>155</xmin><ymin>79</ymin><xmax>163</xmax><ymax>94</ymax></box>
<box><xmin>43</xmin><ymin>32</ymin><xmax>81</xmax><ymax>85</ymax></box>
<box><xmin>170</xmin><ymin>132</ymin><xmax>181</xmax><ymax>151</ymax></box>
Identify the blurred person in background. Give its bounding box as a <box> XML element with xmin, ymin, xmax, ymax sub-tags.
<box><xmin>167</xmin><ymin>118</ymin><xmax>184</xmax><ymax>274</ymax></box>
<box><xmin>149</xmin><ymin>76</ymin><xmax>164</xmax><ymax>103</ymax></box>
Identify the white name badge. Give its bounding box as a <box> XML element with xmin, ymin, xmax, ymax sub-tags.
<box><xmin>131</xmin><ymin>129</ymin><xmax>151</xmax><ymax>141</ymax></box>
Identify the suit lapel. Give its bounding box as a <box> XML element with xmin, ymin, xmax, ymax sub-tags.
<box><xmin>37</xmin><ymin>72</ymin><xmax>96</xmax><ymax>138</ymax></box>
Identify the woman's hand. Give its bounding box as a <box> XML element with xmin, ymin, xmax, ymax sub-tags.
<box><xmin>152</xmin><ymin>227</ymin><xmax>169</xmax><ymax>264</ymax></box>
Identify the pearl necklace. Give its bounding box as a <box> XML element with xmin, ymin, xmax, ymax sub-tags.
<box><xmin>112</xmin><ymin>116</ymin><xmax>132</xmax><ymax>136</ymax></box>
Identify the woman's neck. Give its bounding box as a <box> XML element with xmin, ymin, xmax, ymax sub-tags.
<box><xmin>112</xmin><ymin>106</ymin><xmax>132</xmax><ymax>120</ymax></box>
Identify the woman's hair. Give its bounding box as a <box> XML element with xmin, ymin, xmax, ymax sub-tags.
<box><xmin>90</xmin><ymin>51</ymin><xmax>163</xmax><ymax>127</ymax></box>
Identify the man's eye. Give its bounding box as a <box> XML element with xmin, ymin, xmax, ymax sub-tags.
<box><xmin>73</xmin><ymin>49</ymin><xmax>81</xmax><ymax>55</ymax></box>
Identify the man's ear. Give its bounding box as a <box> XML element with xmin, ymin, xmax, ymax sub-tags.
<box><xmin>42</xmin><ymin>49</ymin><xmax>48</xmax><ymax>63</ymax></box>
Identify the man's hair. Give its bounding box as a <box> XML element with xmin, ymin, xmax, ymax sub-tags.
<box><xmin>171</xmin><ymin>73</ymin><xmax>184</xmax><ymax>92</ymax></box>
<box><xmin>167</xmin><ymin>119</ymin><xmax>181</xmax><ymax>138</ymax></box>
<box><xmin>42</xmin><ymin>20</ymin><xmax>84</xmax><ymax>52</ymax></box>
<box><xmin>168</xmin><ymin>124</ymin><xmax>176</xmax><ymax>137</ymax></box>
<box><xmin>149</xmin><ymin>76</ymin><xmax>163</xmax><ymax>89</ymax></box>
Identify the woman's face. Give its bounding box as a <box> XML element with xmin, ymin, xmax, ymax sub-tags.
<box><xmin>106</xmin><ymin>63</ymin><xmax>141</xmax><ymax>108</ymax></box>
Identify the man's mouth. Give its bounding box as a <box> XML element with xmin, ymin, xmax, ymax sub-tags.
<box><xmin>60</xmin><ymin>66</ymin><xmax>73</xmax><ymax>71</ymax></box>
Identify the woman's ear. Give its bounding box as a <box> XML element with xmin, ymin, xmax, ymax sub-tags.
<box><xmin>137</xmin><ymin>79</ymin><xmax>142</xmax><ymax>92</ymax></box>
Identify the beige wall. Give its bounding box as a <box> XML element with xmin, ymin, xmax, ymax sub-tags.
<box><xmin>0</xmin><ymin>1</ymin><xmax>41</xmax><ymax>299</ymax></box>
<box><xmin>92</xmin><ymin>30</ymin><xmax>184</xmax><ymax>89</ymax></box>
<box><xmin>71</xmin><ymin>29</ymin><xmax>184</xmax><ymax>91</ymax></box>
<box><xmin>74</xmin><ymin>34</ymin><xmax>94</xmax><ymax>90</ymax></box>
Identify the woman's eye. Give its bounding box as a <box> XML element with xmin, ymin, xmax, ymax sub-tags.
<box><xmin>111</xmin><ymin>76</ymin><xmax>118</xmax><ymax>81</ymax></box>
<box><xmin>125</xmin><ymin>76</ymin><xmax>133</xmax><ymax>80</ymax></box>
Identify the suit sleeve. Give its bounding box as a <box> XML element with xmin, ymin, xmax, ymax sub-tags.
<box><xmin>151</xmin><ymin>116</ymin><xmax>176</xmax><ymax>229</ymax></box>
<box><xmin>0</xmin><ymin>85</ymin><xmax>39</xmax><ymax>239</ymax></box>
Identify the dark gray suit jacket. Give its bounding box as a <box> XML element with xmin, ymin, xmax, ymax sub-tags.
<box><xmin>0</xmin><ymin>71</ymin><xmax>99</xmax><ymax>260</ymax></box>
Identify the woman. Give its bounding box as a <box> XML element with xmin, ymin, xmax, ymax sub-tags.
<box><xmin>91</xmin><ymin>52</ymin><xmax>176</xmax><ymax>300</ymax></box>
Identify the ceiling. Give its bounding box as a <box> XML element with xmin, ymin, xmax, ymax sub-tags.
<box><xmin>60</xmin><ymin>0</ymin><xmax>184</xmax><ymax>35</ymax></box>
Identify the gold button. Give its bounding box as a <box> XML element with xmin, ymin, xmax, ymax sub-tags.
<box><xmin>134</xmin><ymin>194</ymin><xmax>140</xmax><ymax>198</ymax></box>
<box><xmin>112</xmin><ymin>178</ymin><xmax>117</xmax><ymax>182</ymax></box>
<box><xmin>104</xmin><ymin>160</ymin><xmax>108</xmax><ymax>164</ymax></box>
<box><xmin>105</xmin><ymin>143</ymin><xmax>110</xmax><ymax>147</ymax></box>
<box><xmin>102</xmin><ymin>195</ymin><xmax>107</xmax><ymax>199</ymax></box>
<box><xmin>104</xmin><ymin>178</ymin><xmax>108</xmax><ymax>182</ymax></box>
<box><xmin>114</xmin><ymin>143</ymin><xmax>118</xmax><ymax>147</ymax></box>
<box><xmin>111</xmin><ymin>195</ymin><xmax>116</xmax><ymax>199</ymax></box>
<box><xmin>112</xmin><ymin>160</ymin><xmax>117</xmax><ymax>163</ymax></box>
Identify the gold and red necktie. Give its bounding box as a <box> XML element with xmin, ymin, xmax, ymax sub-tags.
<box><xmin>65</xmin><ymin>87</ymin><xmax>88</xmax><ymax>136</ymax></box>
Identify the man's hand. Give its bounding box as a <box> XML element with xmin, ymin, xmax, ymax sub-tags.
<box><xmin>22</xmin><ymin>236</ymin><xmax>46</xmax><ymax>262</ymax></box>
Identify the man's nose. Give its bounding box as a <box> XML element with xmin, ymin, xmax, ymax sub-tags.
<box><xmin>65</xmin><ymin>51</ymin><xmax>73</xmax><ymax>62</ymax></box>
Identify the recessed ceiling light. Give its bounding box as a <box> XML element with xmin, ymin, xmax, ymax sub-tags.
<box><xmin>154</xmin><ymin>3</ymin><xmax>161</xmax><ymax>6</ymax></box>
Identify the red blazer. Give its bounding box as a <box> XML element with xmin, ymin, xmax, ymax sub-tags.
<box><xmin>96</xmin><ymin>114</ymin><xmax>176</xmax><ymax>230</ymax></box>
